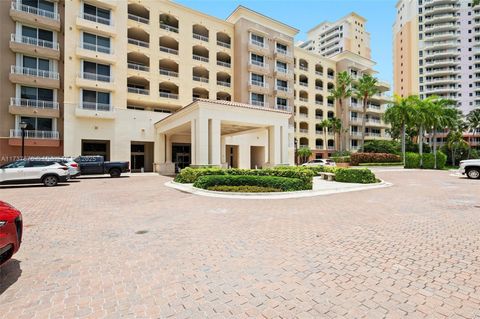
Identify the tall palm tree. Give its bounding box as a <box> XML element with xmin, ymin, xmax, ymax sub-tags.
<box><xmin>355</xmin><ymin>74</ymin><xmax>379</xmax><ymax>149</ymax></box>
<box><xmin>329</xmin><ymin>117</ymin><xmax>342</xmax><ymax>151</ymax></box>
<box><xmin>447</xmin><ymin>129</ymin><xmax>468</xmax><ymax>166</ymax></box>
<box><xmin>384</xmin><ymin>95</ymin><xmax>415</xmax><ymax>164</ymax></box>
<box><xmin>329</xmin><ymin>71</ymin><xmax>353</xmax><ymax>151</ymax></box>
<box><xmin>409</xmin><ymin>96</ymin><xmax>430</xmax><ymax>168</ymax></box>
<box><xmin>319</xmin><ymin>119</ymin><xmax>332</xmax><ymax>151</ymax></box>
<box><xmin>466</xmin><ymin>109</ymin><xmax>480</xmax><ymax>158</ymax></box>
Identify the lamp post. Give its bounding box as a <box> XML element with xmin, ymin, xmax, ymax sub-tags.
<box><xmin>294</xmin><ymin>137</ymin><xmax>298</xmax><ymax>166</ymax></box>
<box><xmin>19</xmin><ymin>121</ymin><xmax>27</xmax><ymax>158</ymax></box>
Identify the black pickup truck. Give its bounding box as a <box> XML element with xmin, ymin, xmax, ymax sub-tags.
<box><xmin>74</xmin><ymin>156</ymin><xmax>130</xmax><ymax>177</ymax></box>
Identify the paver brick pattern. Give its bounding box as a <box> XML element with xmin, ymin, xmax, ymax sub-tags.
<box><xmin>0</xmin><ymin>171</ymin><xmax>479</xmax><ymax>318</ymax></box>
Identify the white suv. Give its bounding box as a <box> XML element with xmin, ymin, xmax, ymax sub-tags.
<box><xmin>301</xmin><ymin>159</ymin><xmax>336</xmax><ymax>167</ymax></box>
<box><xmin>459</xmin><ymin>159</ymin><xmax>480</xmax><ymax>179</ymax></box>
<box><xmin>0</xmin><ymin>159</ymin><xmax>70</xmax><ymax>187</ymax></box>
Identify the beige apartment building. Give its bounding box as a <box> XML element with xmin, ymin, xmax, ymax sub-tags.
<box><xmin>0</xmin><ymin>0</ymin><xmax>390</xmax><ymax>171</ymax></box>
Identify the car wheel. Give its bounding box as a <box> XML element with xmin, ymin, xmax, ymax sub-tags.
<box><xmin>43</xmin><ymin>175</ymin><xmax>59</xmax><ymax>187</ymax></box>
<box><xmin>466</xmin><ymin>168</ymin><xmax>480</xmax><ymax>179</ymax></box>
<box><xmin>110</xmin><ymin>169</ymin><xmax>121</xmax><ymax>178</ymax></box>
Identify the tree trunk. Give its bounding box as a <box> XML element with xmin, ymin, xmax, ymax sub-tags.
<box><xmin>467</xmin><ymin>130</ymin><xmax>472</xmax><ymax>159</ymax></box>
<box><xmin>339</xmin><ymin>99</ymin><xmax>344</xmax><ymax>152</ymax></box>
<box><xmin>401</xmin><ymin>122</ymin><xmax>406</xmax><ymax>165</ymax></box>
<box><xmin>451</xmin><ymin>147</ymin><xmax>455</xmax><ymax>166</ymax></box>
<box><xmin>361</xmin><ymin>97</ymin><xmax>367</xmax><ymax>151</ymax></box>
<box><xmin>419</xmin><ymin>125</ymin><xmax>424</xmax><ymax>168</ymax></box>
<box><xmin>433</xmin><ymin>128</ymin><xmax>437</xmax><ymax>169</ymax></box>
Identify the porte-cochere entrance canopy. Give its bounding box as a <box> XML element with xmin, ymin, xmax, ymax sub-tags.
<box><xmin>154</xmin><ymin>99</ymin><xmax>293</xmax><ymax>175</ymax></box>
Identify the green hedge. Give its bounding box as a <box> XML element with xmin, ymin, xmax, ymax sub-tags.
<box><xmin>350</xmin><ymin>153</ymin><xmax>402</xmax><ymax>166</ymax></box>
<box><xmin>331</xmin><ymin>156</ymin><xmax>350</xmax><ymax>163</ymax></box>
<box><xmin>334</xmin><ymin>168</ymin><xmax>378</xmax><ymax>184</ymax></box>
<box><xmin>175</xmin><ymin>166</ymin><xmax>314</xmax><ymax>187</ymax></box>
<box><xmin>405</xmin><ymin>152</ymin><xmax>447</xmax><ymax>169</ymax></box>
<box><xmin>194</xmin><ymin>175</ymin><xmax>309</xmax><ymax>192</ymax></box>
<box><xmin>358</xmin><ymin>162</ymin><xmax>404</xmax><ymax>167</ymax></box>
<box><xmin>208</xmin><ymin>185</ymin><xmax>281</xmax><ymax>193</ymax></box>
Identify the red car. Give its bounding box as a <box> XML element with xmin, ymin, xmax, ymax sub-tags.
<box><xmin>0</xmin><ymin>201</ymin><xmax>22</xmax><ymax>265</ymax></box>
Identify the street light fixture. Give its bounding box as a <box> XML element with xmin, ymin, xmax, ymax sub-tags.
<box><xmin>19</xmin><ymin>121</ymin><xmax>27</xmax><ymax>158</ymax></box>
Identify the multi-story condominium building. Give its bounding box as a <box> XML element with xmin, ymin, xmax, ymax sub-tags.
<box><xmin>299</xmin><ymin>13</ymin><xmax>371</xmax><ymax>60</ymax></box>
<box><xmin>0</xmin><ymin>0</ymin><xmax>390</xmax><ymax>172</ymax></box>
<box><xmin>394</xmin><ymin>0</ymin><xmax>480</xmax><ymax>149</ymax></box>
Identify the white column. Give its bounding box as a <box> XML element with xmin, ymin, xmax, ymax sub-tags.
<box><xmin>166</xmin><ymin>134</ymin><xmax>172</xmax><ymax>163</ymax></box>
<box><xmin>281</xmin><ymin>125</ymin><xmax>289</xmax><ymax>165</ymax></box>
<box><xmin>268</xmin><ymin>125</ymin><xmax>281</xmax><ymax>166</ymax></box>
<box><xmin>190</xmin><ymin>120</ymin><xmax>196</xmax><ymax>165</ymax></box>
<box><xmin>155</xmin><ymin>133</ymin><xmax>166</xmax><ymax>164</ymax></box>
<box><xmin>210</xmin><ymin>119</ymin><xmax>221</xmax><ymax>166</ymax></box>
<box><xmin>196</xmin><ymin>117</ymin><xmax>209</xmax><ymax>165</ymax></box>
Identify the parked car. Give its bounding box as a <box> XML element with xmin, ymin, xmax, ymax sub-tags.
<box><xmin>301</xmin><ymin>159</ymin><xmax>336</xmax><ymax>167</ymax></box>
<box><xmin>74</xmin><ymin>156</ymin><xmax>130</xmax><ymax>177</ymax></box>
<box><xmin>0</xmin><ymin>159</ymin><xmax>70</xmax><ymax>187</ymax></box>
<box><xmin>459</xmin><ymin>159</ymin><xmax>480</xmax><ymax>179</ymax></box>
<box><xmin>0</xmin><ymin>201</ymin><xmax>22</xmax><ymax>266</ymax></box>
<box><xmin>30</xmin><ymin>157</ymin><xmax>81</xmax><ymax>177</ymax></box>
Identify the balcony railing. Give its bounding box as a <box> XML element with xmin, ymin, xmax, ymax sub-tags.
<box><xmin>275</xmin><ymin>105</ymin><xmax>291</xmax><ymax>112</ymax></box>
<box><xmin>193</xmin><ymin>33</ymin><xmax>209</xmax><ymax>42</ymax></box>
<box><xmin>11</xmin><ymin>1</ymin><xmax>59</xmax><ymax>20</ymax></box>
<box><xmin>10</xmin><ymin>34</ymin><xmax>59</xmax><ymax>50</ymax></box>
<box><xmin>299</xmin><ymin>129</ymin><xmax>308</xmax><ymax>133</ymax></box>
<box><xmin>159</xmin><ymin>69</ymin><xmax>178</xmax><ymax>77</ymax></box>
<box><xmin>80</xmin><ymin>102</ymin><xmax>112</xmax><ymax>111</ymax></box>
<box><xmin>81</xmin><ymin>12</ymin><xmax>112</xmax><ymax>26</ymax></box>
<box><xmin>10</xmin><ymin>129</ymin><xmax>59</xmax><ymax>139</ymax></box>
<box><xmin>315</xmin><ymin>86</ymin><xmax>323</xmax><ymax>91</ymax></box>
<box><xmin>250</xmin><ymin>39</ymin><xmax>266</xmax><ymax>48</ymax></box>
<box><xmin>128</xmin><ymin>13</ymin><xmax>148</xmax><ymax>24</ymax></box>
<box><xmin>217</xmin><ymin>61</ymin><xmax>231</xmax><ymax>68</ymax></box>
<box><xmin>80</xmin><ymin>42</ymin><xmax>112</xmax><ymax>54</ymax></box>
<box><xmin>160</xmin><ymin>23</ymin><xmax>179</xmax><ymax>33</ymax></box>
<box><xmin>250</xmin><ymin>60</ymin><xmax>268</xmax><ymax>69</ymax></box>
<box><xmin>193</xmin><ymin>76</ymin><xmax>209</xmax><ymax>83</ymax></box>
<box><xmin>128</xmin><ymin>62</ymin><xmax>149</xmax><ymax>72</ymax></box>
<box><xmin>250</xmin><ymin>80</ymin><xmax>268</xmax><ymax>88</ymax></box>
<box><xmin>299</xmin><ymin>82</ymin><xmax>308</xmax><ymax>87</ymax></box>
<box><xmin>299</xmin><ymin>65</ymin><xmax>308</xmax><ymax>71</ymax></box>
<box><xmin>316</xmin><ymin>71</ymin><xmax>323</xmax><ymax>76</ymax></box>
<box><xmin>217</xmin><ymin>80</ymin><xmax>231</xmax><ymax>87</ymax></box>
<box><xmin>128</xmin><ymin>38</ymin><xmax>149</xmax><ymax>48</ymax></box>
<box><xmin>159</xmin><ymin>46</ymin><xmax>178</xmax><ymax>55</ymax></box>
<box><xmin>80</xmin><ymin>72</ymin><xmax>112</xmax><ymax>82</ymax></box>
<box><xmin>275</xmin><ymin>47</ymin><xmax>292</xmax><ymax>57</ymax></box>
<box><xmin>299</xmin><ymin>97</ymin><xmax>308</xmax><ymax>102</ymax></box>
<box><xmin>193</xmin><ymin>54</ymin><xmax>209</xmax><ymax>63</ymax></box>
<box><xmin>250</xmin><ymin>100</ymin><xmax>267</xmax><ymax>107</ymax></box>
<box><xmin>217</xmin><ymin>41</ymin><xmax>231</xmax><ymax>48</ymax></box>
<box><xmin>275</xmin><ymin>86</ymin><xmax>291</xmax><ymax>93</ymax></box>
<box><xmin>10</xmin><ymin>97</ymin><xmax>59</xmax><ymax>109</ymax></box>
<box><xmin>128</xmin><ymin>87</ymin><xmax>149</xmax><ymax>95</ymax></box>
<box><xmin>11</xmin><ymin>65</ymin><xmax>59</xmax><ymax>79</ymax></box>
<box><xmin>159</xmin><ymin>92</ymin><xmax>179</xmax><ymax>99</ymax></box>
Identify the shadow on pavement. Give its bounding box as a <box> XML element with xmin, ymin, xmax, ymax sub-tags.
<box><xmin>76</xmin><ymin>176</ymin><xmax>130</xmax><ymax>180</ymax></box>
<box><xmin>0</xmin><ymin>259</ymin><xmax>22</xmax><ymax>295</ymax></box>
<box><xmin>0</xmin><ymin>184</ymin><xmax>69</xmax><ymax>190</ymax></box>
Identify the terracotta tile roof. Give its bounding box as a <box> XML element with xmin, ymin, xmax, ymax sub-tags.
<box><xmin>193</xmin><ymin>99</ymin><xmax>292</xmax><ymax>114</ymax></box>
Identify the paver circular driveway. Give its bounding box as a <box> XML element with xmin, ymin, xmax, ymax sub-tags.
<box><xmin>0</xmin><ymin>170</ymin><xmax>479</xmax><ymax>319</ymax></box>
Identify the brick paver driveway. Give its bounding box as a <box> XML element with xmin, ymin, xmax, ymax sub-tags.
<box><xmin>0</xmin><ymin>170</ymin><xmax>479</xmax><ymax>319</ymax></box>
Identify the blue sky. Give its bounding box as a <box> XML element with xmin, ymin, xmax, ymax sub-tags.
<box><xmin>177</xmin><ymin>0</ymin><xmax>397</xmax><ymax>87</ymax></box>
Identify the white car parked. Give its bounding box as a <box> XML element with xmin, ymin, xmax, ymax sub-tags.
<box><xmin>301</xmin><ymin>159</ymin><xmax>336</xmax><ymax>167</ymax></box>
<box><xmin>0</xmin><ymin>159</ymin><xmax>70</xmax><ymax>187</ymax></box>
<box><xmin>459</xmin><ymin>159</ymin><xmax>480</xmax><ymax>179</ymax></box>
<box><xmin>30</xmin><ymin>157</ymin><xmax>81</xmax><ymax>177</ymax></box>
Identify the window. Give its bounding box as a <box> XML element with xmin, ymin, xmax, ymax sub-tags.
<box><xmin>20</xmin><ymin>116</ymin><xmax>53</xmax><ymax>131</ymax></box>
<box><xmin>2</xmin><ymin>160</ymin><xmax>27</xmax><ymax>169</ymax></box>
<box><xmin>82</xmin><ymin>89</ymin><xmax>110</xmax><ymax>108</ymax></box>
<box><xmin>276</xmin><ymin>61</ymin><xmax>287</xmax><ymax>71</ymax></box>
<box><xmin>83</xmin><ymin>3</ymin><xmax>111</xmax><ymax>25</ymax></box>
<box><xmin>250</xmin><ymin>93</ymin><xmax>265</xmax><ymax>106</ymax></box>
<box><xmin>82</xmin><ymin>32</ymin><xmax>111</xmax><ymax>53</ymax></box>
<box><xmin>82</xmin><ymin>61</ymin><xmax>111</xmax><ymax>81</ymax></box>
<box><xmin>21</xmin><ymin>86</ymin><xmax>53</xmax><ymax>101</ymax></box>
<box><xmin>22</xmin><ymin>0</ymin><xmax>54</xmax><ymax>12</ymax></box>
<box><xmin>22</xmin><ymin>26</ymin><xmax>54</xmax><ymax>44</ymax></box>
<box><xmin>277</xmin><ymin>97</ymin><xmax>288</xmax><ymax>109</ymax></box>
<box><xmin>276</xmin><ymin>42</ymin><xmax>288</xmax><ymax>53</ymax></box>
<box><xmin>251</xmin><ymin>53</ymin><xmax>264</xmax><ymax>65</ymax></box>
<box><xmin>23</xmin><ymin>56</ymin><xmax>50</xmax><ymax>71</ymax></box>
<box><xmin>276</xmin><ymin>79</ymin><xmax>288</xmax><ymax>89</ymax></box>
<box><xmin>251</xmin><ymin>33</ymin><xmax>264</xmax><ymax>46</ymax></box>
<box><xmin>251</xmin><ymin>73</ymin><xmax>264</xmax><ymax>85</ymax></box>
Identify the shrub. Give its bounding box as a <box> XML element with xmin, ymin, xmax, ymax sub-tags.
<box><xmin>331</xmin><ymin>156</ymin><xmax>350</xmax><ymax>163</ymax></box>
<box><xmin>194</xmin><ymin>175</ymin><xmax>309</xmax><ymax>191</ymax></box>
<box><xmin>305</xmin><ymin>165</ymin><xmax>339</xmax><ymax>174</ymax></box>
<box><xmin>174</xmin><ymin>167</ymin><xmax>225</xmax><ymax>183</ymax></box>
<box><xmin>332</xmin><ymin>150</ymin><xmax>351</xmax><ymax>157</ymax></box>
<box><xmin>334</xmin><ymin>168</ymin><xmax>378</xmax><ymax>184</ymax></box>
<box><xmin>350</xmin><ymin>153</ymin><xmax>401</xmax><ymax>166</ymax></box>
<box><xmin>358</xmin><ymin>162</ymin><xmax>403</xmax><ymax>167</ymax></box>
<box><xmin>362</xmin><ymin>140</ymin><xmax>400</xmax><ymax>154</ymax></box>
<box><xmin>405</xmin><ymin>151</ymin><xmax>447</xmax><ymax>169</ymax></box>
<box><xmin>207</xmin><ymin>185</ymin><xmax>282</xmax><ymax>193</ymax></box>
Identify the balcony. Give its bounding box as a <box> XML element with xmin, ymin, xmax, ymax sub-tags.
<box><xmin>248</xmin><ymin>61</ymin><xmax>269</xmax><ymax>74</ymax></box>
<box><xmin>128</xmin><ymin>38</ymin><xmax>149</xmax><ymax>48</ymax></box>
<box><xmin>217</xmin><ymin>80</ymin><xmax>231</xmax><ymax>87</ymax></box>
<box><xmin>250</xmin><ymin>100</ymin><xmax>268</xmax><ymax>108</ymax></box>
<box><xmin>248</xmin><ymin>39</ymin><xmax>269</xmax><ymax>55</ymax></box>
<box><xmin>9</xmin><ymin>129</ymin><xmax>60</xmax><ymax>147</ymax></box>
<box><xmin>76</xmin><ymin>12</ymin><xmax>115</xmax><ymax>37</ymax></box>
<box><xmin>159</xmin><ymin>46</ymin><xmax>178</xmax><ymax>55</ymax></box>
<box><xmin>274</xmin><ymin>67</ymin><xmax>293</xmax><ymax>79</ymax></box>
<box><xmin>128</xmin><ymin>87</ymin><xmax>149</xmax><ymax>95</ymax></box>
<box><xmin>10</xmin><ymin>65</ymin><xmax>59</xmax><ymax>88</ymax></box>
<box><xmin>160</xmin><ymin>23</ymin><xmax>179</xmax><ymax>34</ymax></box>
<box><xmin>159</xmin><ymin>92</ymin><xmax>179</xmax><ymax>99</ymax></box>
<box><xmin>159</xmin><ymin>68</ymin><xmax>179</xmax><ymax>78</ymax></box>
<box><xmin>128</xmin><ymin>13</ymin><xmax>149</xmax><ymax>25</ymax></box>
<box><xmin>76</xmin><ymin>42</ymin><xmax>114</xmax><ymax>64</ymax></box>
<box><xmin>76</xmin><ymin>72</ymin><xmax>114</xmax><ymax>91</ymax></box>
<box><xmin>275</xmin><ymin>105</ymin><xmax>291</xmax><ymax>112</ymax></box>
<box><xmin>274</xmin><ymin>85</ymin><xmax>292</xmax><ymax>94</ymax></box>
<box><xmin>192</xmin><ymin>54</ymin><xmax>209</xmax><ymax>63</ymax></box>
<box><xmin>274</xmin><ymin>47</ymin><xmax>294</xmax><ymax>62</ymax></box>
<box><xmin>249</xmin><ymin>80</ymin><xmax>269</xmax><ymax>94</ymax></box>
<box><xmin>128</xmin><ymin>62</ymin><xmax>149</xmax><ymax>72</ymax></box>
<box><xmin>193</xmin><ymin>33</ymin><xmax>209</xmax><ymax>42</ymax></box>
<box><xmin>75</xmin><ymin>102</ymin><xmax>115</xmax><ymax>120</ymax></box>
<box><xmin>9</xmin><ymin>97</ymin><xmax>60</xmax><ymax>118</ymax></box>
<box><xmin>193</xmin><ymin>76</ymin><xmax>209</xmax><ymax>84</ymax></box>
<box><xmin>10</xmin><ymin>34</ymin><xmax>60</xmax><ymax>60</ymax></box>
<box><xmin>217</xmin><ymin>40</ymin><xmax>231</xmax><ymax>49</ymax></box>
<box><xmin>10</xmin><ymin>1</ymin><xmax>60</xmax><ymax>31</ymax></box>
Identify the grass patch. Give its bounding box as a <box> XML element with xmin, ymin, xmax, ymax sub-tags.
<box><xmin>207</xmin><ymin>185</ymin><xmax>282</xmax><ymax>193</ymax></box>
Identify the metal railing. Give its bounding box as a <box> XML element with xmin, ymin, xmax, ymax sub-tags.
<box><xmin>79</xmin><ymin>72</ymin><xmax>112</xmax><ymax>82</ymax></box>
<box><xmin>316</xmin><ymin>71</ymin><xmax>323</xmax><ymax>76</ymax></box>
<box><xmin>159</xmin><ymin>46</ymin><xmax>178</xmax><ymax>55</ymax></box>
<box><xmin>217</xmin><ymin>80</ymin><xmax>231</xmax><ymax>87</ymax></box>
<box><xmin>299</xmin><ymin>82</ymin><xmax>308</xmax><ymax>87</ymax></box>
<box><xmin>299</xmin><ymin>97</ymin><xmax>308</xmax><ymax>102</ymax></box>
<box><xmin>10</xmin><ymin>129</ymin><xmax>59</xmax><ymax>139</ymax></box>
<box><xmin>11</xmin><ymin>65</ymin><xmax>59</xmax><ymax>79</ymax></box>
<box><xmin>160</xmin><ymin>23</ymin><xmax>179</xmax><ymax>33</ymax></box>
<box><xmin>11</xmin><ymin>1</ymin><xmax>59</xmax><ymax>20</ymax></box>
<box><xmin>193</xmin><ymin>54</ymin><xmax>209</xmax><ymax>62</ymax></box>
<box><xmin>128</xmin><ymin>38</ymin><xmax>149</xmax><ymax>48</ymax></box>
<box><xmin>10</xmin><ymin>34</ymin><xmax>59</xmax><ymax>50</ymax></box>
<box><xmin>81</xmin><ymin>12</ymin><xmax>113</xmax><ymax>26</ymax></box>
<box><xmin>250</xmin><ymin>60</ymin><xmax>268</xmax><ymax>68</ymax></box>
<box><xmin>159</xmin><ymin>92</ymin><xmax>179</xmax><ymax>99</ymax></box>
<box><xmin>79</xmin><ymin>102</ymin><xmax>112</xmax><ymax>111</ymax></box>
<box><xmin>250</xmin><ymin>80</ymin><xmax>268</xmax><ymax>88</ymax></box>
<box><xmin>275</xmin><ymin>86</ymin><xmax>291</xmax><ymax>92</ymax></box>
<box><xmin>299</xmin><ymin>129</ymin><xmax>308</xmax><ymax>133</ymax></box>
<box><xmin>80</xmin><ymin>42</ymin><xmax>112</xmax><ymax>54</ymax></box>
<box><xmin>193</xmin><ymin>76</ymin><xmax>209</xmax><ymax>83</ymax></box>
<box><xmin>250</xmin><ymin>100</ymin><xmax>267</xmax><ymax>107</ymax></box>
<box><xmin>217</xmin><ymin>61</ymin><xmax>231</xmax><ymax>68</ymax></box>
<box><xmin>299</xmin><ymin>65</ymin><xmax>308</xmax><ymax>71</ymax></box>
<box><xmin>275</xmin><ymin>105</ymin><xmax>291</xmax><ymax>112</ymax></box>
<box><xmin>10</xmin><ymin>97</ymin><xmax>58</xmax><ymax>109</ymax></box>
<box><xmin>128</xmin><ymin>87</ymin><xmax>149</xmax><ymax>95</ymax></box>
<box><xmin>250</xmin><ymin>39</ymin><xmax>266</xmax><ymax>48</ymax></box>
<box><xmin>159</xmin><ymin>69</ymin><xmax>178</xmax><ymax>77</ymax></box>
<box><xmin>193</xmin><ymin>33</ymin><xmax>209</xmax><ymax>42</ymax></box>
<box><xmin>217</xmin><ymin>40</ymin><xmax>231</xmax><ymax>48</ymax></box>
<box><xmin>315</xmin><ymin>86</ymin><xmax>323</xmax><ymax>91</ymax></box>
<box><xmin>128</xmin><ymin>62</ymin><xmax>149</xmax><ymax>72</ymax></box>
<box><xmin>128</xmin><ymin>13</ymin><xmax>149</xmax><ymax>24</ymax></box>
<box><xmin>275</xmin><ymin>47</ymin><xmax>292</xmax><ymax>57</ymax></box>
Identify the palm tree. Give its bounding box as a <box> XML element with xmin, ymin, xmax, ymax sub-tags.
<box><xmin>466</xmin><ymin>109</ymin><xmax>480</xmax><ymax>158</ymax></box>
<box><xmin>329</xmin><ymin>71</ymin><xmax>353</xmax><ymax>151</ymax></box>
<box><xmin>473</xmin><ymin>0</ymin><xmax>480</xmax><ymax>6</ymax></box>
<box><xmin>447</xmin><ymin>129</ymin><xmax>468</xmax><ymax>166</ymax></box>
<box><xmin>319</xmin><ymin>119</ymin><xmax>332</xmax><ymax>151</ymax></box>
<box><xmin>297</xmin><ymin>147</ymin><xmax>312</xmax><ymax>164</ymax></box>
<box><xmin>409</xmin><ymin>96</ymin><xmax>430</xmax><ymax>168</ymax></box>
<box><xmin>384</xmin><ymin>95</ymin><xmax>415</xmax><ymax>164</ymax></box>
<box><xmin>354</xmin><ymin>74</ymin><xmax>379</xmax><ymax>149</ymax></box>
<box><xmin>329</xmin><ymin>117</ymin><xmax>342</xmax><ymax>151</ymax></box>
